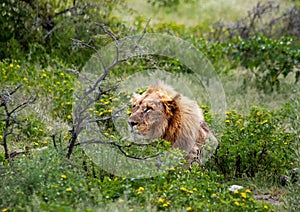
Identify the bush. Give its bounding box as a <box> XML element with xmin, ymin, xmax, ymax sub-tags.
<box><xmin>209</xmin><ymin>105</ymin><xmax>297</xmax><ymax>179</ymax></box>
<box><xmin>229</xmin><ymin>35</ymin><xmax>300</xmax><ymax>92</ymax></box>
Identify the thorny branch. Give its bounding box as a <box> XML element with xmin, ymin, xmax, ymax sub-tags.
<box><xmin>0</xmin><ymin>84</ymin><xmax>36</xmax><ymax>159</ymax></box>
<box><xmin>67</xmin><ymin>22</ymin><xmax>150</xmax><ymax>158</ymax></box>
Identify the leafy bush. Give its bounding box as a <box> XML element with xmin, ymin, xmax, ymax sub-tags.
<box><xmin>229</xmin><ymin>35</ymin><xmax>300</xmax><ymax>91</ymax></box>
<box><xmin>210</xmin><ymin>106</ymin><xmax>297</xmax><ymax>178</ymax></box>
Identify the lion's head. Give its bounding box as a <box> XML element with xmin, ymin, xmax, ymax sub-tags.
<box><xmin>128</xmin><ymin>85</ymin><xmax>179</xmax><ymax>141</ymax></box>
<box><xmin>128</xmin><ymin>82</ymin><xmax>205</xmax><ymax>152</ymax></box>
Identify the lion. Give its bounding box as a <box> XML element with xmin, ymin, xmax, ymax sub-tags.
<box><xmin>128</xmin><ymin>81</ymin><xmax>218</xmax><ymax>166</ymax></box>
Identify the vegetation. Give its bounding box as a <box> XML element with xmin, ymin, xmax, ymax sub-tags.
<box><xmin>1</xmin><ymin>0</ymin><xmax>299</xmax><ymax>211</ymax></box>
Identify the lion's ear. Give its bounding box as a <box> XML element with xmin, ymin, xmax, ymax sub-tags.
<box><xmin>131</xmin><ymin>93</ymin><xmax>141</xmax><ymax>105</ymax></box>
<box><xmin>162</xmin><ymin>96</ymin><xmax>179</xmax><ymax>118</ymax></box>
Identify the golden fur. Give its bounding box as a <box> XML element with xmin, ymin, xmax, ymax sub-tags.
<box><xmin>128</xmin><ymin>82</ymin><xmax>218</xmax><ymax>165</ymax></box>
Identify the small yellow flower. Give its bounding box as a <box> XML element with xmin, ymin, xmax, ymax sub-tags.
<box><xmin>234</xmin><ymin>201</ymin><xmax>240</xmax><ymax>206</ymax></box>
<box><xmin>104</xmin><ymin>101</ymin><xmax>109</xmax><ymax>105</ymax></box>
<box><xmin>234</xmin><ymin>190</ymin><xmax>239</xmax><ymax>194</ymax></box>
<box><xmin>66</xmin><ymin>101</ymin><xmax>72</xmax><ymax>105</ymax></box>
<box><xmin>211</xmin><ymin>193</ymin><xmax>218</xmax><ymax>198</ymax></box>
<box><xmin>290</xmin><ymin>162</ymin><xmax>294</xmax><ymax>166</ymax></box>
<box><xmin>192</xmin><ymin>188</ymin><xmax>197</xmax><ymax>191</ymax></box>
<box><xmin>110</xmin><ymin>135</ymin><xmax>115</xmax><ymax>139</ymax></box>
<box><xmin>66</xmin><ymin>187</ymin><xmax>72</xmax><ymax>191</ymax></box>
<box><xmin>158</xmin><ymin>198</ymin><xmax>164</xmax><ymax>203</ymax></box>
<box><xmin>260</xmin><ymin>119</ymin><xmax>268</xmax><ymax>125</ymax></box>
<box><xmin>264</xmin><ymin>205</ymin><xmax>268</xmax><ymax>209</ymax></box>
<box><xmin>118</xmin><ymin>199</ymin><xmax>125</xmax><ymax>203</ymax></box>
<box><xmin>0</xmin><ymin>135</ymin><xmax>3</xmax><ymax>140</ymax></box>
<box><xmin>42</xmin><ymin>73</ymin><xmax>47</xmax><ymax>77</ymax></box>
<box><xmin>16</xmin><ymin>64</ymin><xmax>21</xmax><ymax>69</ymax></box>
<box><xmin>61</xmin><ymin>174</ymin><xmax>67</xmax><ymax>179</ymax></box>
<box><xmin>2</xmin><ymin>208</ymin><xmax>8</xmax><ymax>212</ymax></box>
<box><xmin>67</xmin><ymin>115</ymin><xmax>72</xmax><ymax>120</ymax></box>
<box><xmin>180</xmin><ymin>187</ymin><xmax>187</xmax><ymax>191</ymax></box>
<box><xmin>187</xmin><ymin>206</ymin><xmax>193</xmax><ymax>211</ymax></box>
<box><xmin>241</xmin><ymin>192</ymin><xmax>247</xmax><ymax>198</ymax></box>
<box><xmin>23</xmin><ymin>77</ymin><xmax>28</xmax><ymax>82</ymax></box>
<box><xmin>284</xmin><ymin>142</ymin><xmax>288</xmax><ymax>145</ymax></box>
<box><xmin>136</xmin><ymin>186</ymin><xmax>144</xmax><ymax>195</ymax></box>
<box><xmin>166</xmin><ymin>167</ymin><xmax>175</xmax><ymax>171</ymax></box>
<box><xmin>162</xmin><ymin>202</ymin><xmax>170</xmax><ymax>207</ymax></box>
<box><xmin>9</xmin><ymin>64</ymin><xmax>13</xmax><ymax>68</ymax></box>
<box><xmin>34</xmin><ymin>142</ymin><xmax>39</xmax><ymax>146</ymax></box>
<box><xmin>225</xmin><ymin>120</ymin><xmax>230</xmax><ymax>123</ymax></box>
<box><xmin>245</xmin><ymin>189</ymin><xmax>251</xmax><ymax>193</ymax></box>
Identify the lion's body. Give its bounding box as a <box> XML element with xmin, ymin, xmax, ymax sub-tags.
<box><xmin>128</xmin><ymin>82</ymin><xmax>218</xmax><ymax>165</ymax></box>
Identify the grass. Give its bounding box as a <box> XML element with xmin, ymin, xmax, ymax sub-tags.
<box><xmin>116</xmin><ymin>0</ymin><xmax>294</xmax><ymax>28</ymax></box>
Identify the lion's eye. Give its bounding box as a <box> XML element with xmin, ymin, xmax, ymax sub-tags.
<box><xmin>143</xmin><ymin>106</ymin><xmax>152</xmax><ymax>113</ymax></box>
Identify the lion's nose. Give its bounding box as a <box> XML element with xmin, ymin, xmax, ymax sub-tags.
<box><xmin>128</xmin><ymin>121</ymin><xmax>138</xmax><ymax>128</ymax></box>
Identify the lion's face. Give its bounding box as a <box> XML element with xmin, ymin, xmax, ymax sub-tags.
<box><xmin>128</xmin><ymin>92</ymin><xmax>169</xmax><ymax>140</ymax></box>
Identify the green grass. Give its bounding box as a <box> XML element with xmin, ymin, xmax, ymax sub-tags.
<box><xmin>116</xmin><ymin>0</ymin><xmax>294</xmax><ymax>28</ymax></box>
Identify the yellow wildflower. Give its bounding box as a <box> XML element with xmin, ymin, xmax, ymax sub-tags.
<box><xmin>260</xmin><ymin>119</ymin><xmax>268</xmax><ymax>125</ymax></box>
<box><xmin>166</xmin><ymin>167</ymin><xmax>175</xmax><ymax>171</ymax></box>
<box><xmin>234</xmin><ymin>201</ymin><xmax>240</xmax><ymax>206</ymax></box>
<box><xmin>234</xmin><ymin>190</ymin><xmax>239</xmax><ymax>194</ymax></box>
<box><xmin>66</xmin><ymin>187</ymin><xmax>72</xmax><ymax>191</ymax></box>
<box><xmin>180</xmin><ymin>187</ymin><xmax>187</xmax><ymax>191</ymax></box>
<box><xmin>61</xmin><ymin>174</ymin><xmax>67</xmax><ymax>179</ymax></box>
<box><xmin>211</xmin><ymin>193</ymin><xmax>218</xmax><ymax>198</ymax></box>
<box><xmin>67</xmin><ymin>115</ymin><xmax>72</xmax><ymax>120</ymax></box>
<box><xmin>245</xmin><ymin>189</ymin><xmax>251</xmax><ymax>193</ymax></box>
<box><xmin>136</xmin><ymin>187</ymin><xmax>144</xmax><ymax>195</ymax></box>
<box><xmin>241</xmin><ymin>192</ymin><xmax>247</xmax><ymax>198</ymax></box>
<box><xmin>0</xmin><ymin>135</ymin><xmax>3</xmax><ymax>140</ymax></box>
<box><xmin>16</xmin><ymin>65</ymin><xmax>21</xmax><ymax>69</ymax></box>
<box><xmin>23</xmin><ymin>77</ymin><xmax>28</xmax><ymax>82</ymax></box>
<box><xmin>158</xmin><ymin>198</ymin><xmax>164</xmax><ymax>203</ymax></box>
<box><xmin>264</xmin><ymin>205</ymin><xmax>268</xmax><ymax>209</ymax></box>
<box><xmin>9</xmin><ymin>64</ymin><xmax>13</xmax><ymax>68</ymax></box>
<box><xmin>162</xmin><ymin>201</ymin><xmax>170</xmax><ymax>207</ymax></box>
<box><xmin>225</xmin><ymin>120</ymin><xmax>230</xmax><ymax>123</ymax></box>
<box><xmin>187</xmin><ymin>206</ymin><xmax>193</xmax><ymax>211</ymax></box>
<box><xmin>2</xmin><ymin>208</ymin><xmax>8</xmax><ymax>212</ymax></box>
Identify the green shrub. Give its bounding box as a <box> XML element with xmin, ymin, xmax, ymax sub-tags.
<box><xmin>210</xmin><ymin>106</ymin><xmax>297</xmax><ymax>178</ymax></box>
<box><xmin>229</xmin><ymin>35</ymin><xmax>300</xmax><ymax>91</ymax></box>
